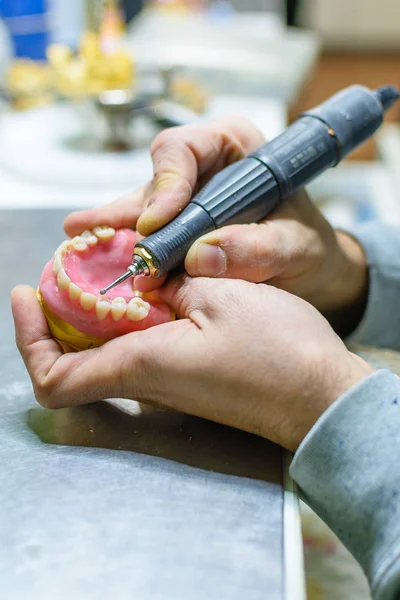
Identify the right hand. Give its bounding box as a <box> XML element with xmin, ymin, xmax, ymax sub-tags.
<box><xmin>64</xmin><ymin>118</ymin><xmax>368</xmax><ymax>320</ymax></box>
<box><xmin>12</xmin><ymin>275</ymin><xmax>372</xmax><ymax>452</ymax></box>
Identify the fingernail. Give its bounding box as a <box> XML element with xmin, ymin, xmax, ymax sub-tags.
<box><xmin>195</xmin><ymin>244</ymin><xmax>226</xmax><ymax>276</ymax></box>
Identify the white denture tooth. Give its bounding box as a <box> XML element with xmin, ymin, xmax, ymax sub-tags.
<box><xmin>57</xmin><ymin>268</ymin><xmax>71</xmax><ymax>290</ymax></box>
<box><xmin>138</xmin><ymin>307</ymin><xmax>149</xmax><ymax>319</ymax></box>
<box><xmin>52</xmin><ymin>253</ymin><xmax>63</xmax><ymax>274</ymax></box>
<box><xmin>132</xmin><ymin>297</ymin><xmax>150</xmax><ymax>310</ymax></box>
<box><xmin>111</xmin><ymin>297</ymin><xmax>127</xmax><ymax>321</ymax></box>
<box><xmin>71</xmin><ymin>236</ymin><xmax>88</xmax><ymax>252</ymax></box>
<box><xmin>80</xmin><ymin>292</ymin><xmax>97</xmax><ymax>311</ymax></box>
<box><xmin>93</xmin><ymin>225</ymin><xmax>115</xmax><ymax>242</ymax></box>
<box><xmin>80</xmin><ymin>230</ymin><xmax>98</xmax><ymax>246</ymax></box>
<box><xmin>127</xmin><ymin>298</ymin><xmax>150</xmax><ymax>321</ymax></box>
<box><xmin>69</xmin><ymin>282</ymin><xmax>82</xmax><ymax>301</ymax></box>
<box><xmin>56</xmin><ymin>241</ymin><xmax>70</xmax><ymax>256</ymax></box>
<box><xmin>95</xmin><ymin>297</ymin><xmax>111</xmax><ymax>320</ymax></box>
<box><xmin>126</xmin><ymin>300</ymin><xmax>141</xmax><ymax>321</ymax></box>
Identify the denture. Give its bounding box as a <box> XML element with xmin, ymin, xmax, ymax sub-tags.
<box><xmin>38</xmin><ymin>226</ymin><xmax>173</xmax><ymax>350</ymax></box>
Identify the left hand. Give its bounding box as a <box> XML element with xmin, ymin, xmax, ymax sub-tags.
<box><xmin>11</xmin><ymin>276</ymin><xmax>371</xmax><ymax>452</ymax></box>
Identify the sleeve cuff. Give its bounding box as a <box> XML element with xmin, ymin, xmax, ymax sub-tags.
<box><xmin>290</xmin><ymin>369</ymin><xmax>400</xmax><ymax>600</ymax></box>
<box><xmin>343</xmin><ymin>222</ymin><xmax>400</xmax><ymax>350</ymax></box>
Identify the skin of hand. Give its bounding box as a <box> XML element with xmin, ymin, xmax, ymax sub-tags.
<box><xmin>64</xmin><ymin>117</ymin><xmax>368</xmax><ymax>319</ymax></box>
<box><xmin>11</xmin><ymin>276</ymin><xmax>372</xmax><ymax>453</ymax></box>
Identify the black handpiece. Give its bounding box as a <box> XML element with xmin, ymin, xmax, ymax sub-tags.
<box><xmin>100</xmin><ymin>84</ymin><xmax>399</xmax><ymax>294</ymax></box>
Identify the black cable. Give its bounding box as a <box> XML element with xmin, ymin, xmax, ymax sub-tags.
<box><xmin>121</xmin><ymin>0</ymin><xmax>144</xmax><ymax>23</ymax></box>
<box><xmin>286</xmin><ymin>0</ymin><xmax>299</xmax><ymax>26</ymax></box>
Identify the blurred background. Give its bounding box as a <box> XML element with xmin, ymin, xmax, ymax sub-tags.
<box><xmin>0</xmin><ymin>0</ymin><xmax>399</xmax><ymax>230</ymax></box>
<box><xmin>0</xmin><ymin>2</ymin><xmax>398</xmax><ymax>598</ymax></box>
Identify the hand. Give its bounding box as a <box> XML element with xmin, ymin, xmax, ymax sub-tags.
<box><xmin>64</xmin><ymin>118</ymin><xmax>368</xmax><ymax>321</ymax></box>
<box><xmin>11</xmin><ymin>277</ymin><xmax>372</xmax><ymax>452</ymax></box>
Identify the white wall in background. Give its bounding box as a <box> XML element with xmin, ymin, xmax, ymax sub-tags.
<box><xmin>0</xmin><ymin>19</ymin><xmax>12</xmax><ymax>83</ymax></box>
<box><xmin>47</xmin><ymin>0</ymin><xmax>84</xmax><ymax>47</ymax></box>
<box><xmin>300</xmin><ymin>0</ymin><xmax>400</xmax><ymax>50</ymax></box>
<box><xmin>230</xmin><ymin>0</ymin><xmax>283</xmax><ymax>14</ymax></box>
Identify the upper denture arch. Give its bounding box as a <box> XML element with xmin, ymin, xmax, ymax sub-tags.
<box><xmin>39</xmin><ymin>226</ymin><xmax>173</xmax><ymax>341</ymax></box>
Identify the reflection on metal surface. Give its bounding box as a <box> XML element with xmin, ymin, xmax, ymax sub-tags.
<box><xmin>28</xmin><ymin>401</ymin><xmax>283</xmax><ymax>482</ymax></box>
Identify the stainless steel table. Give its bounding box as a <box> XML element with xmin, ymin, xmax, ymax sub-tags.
<box><xmin>0</xmin><ymin>210</ymin><xmax>294</xmax><ymax>600</ymax></box>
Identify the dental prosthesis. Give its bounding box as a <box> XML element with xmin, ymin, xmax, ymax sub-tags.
<box><xmin>38</xmin><ymin>226</ymin><xmax>174</xmax><ymax>350</ymax></box>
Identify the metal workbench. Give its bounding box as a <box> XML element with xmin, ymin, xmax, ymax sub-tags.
<box><xmin>0</xmin><ymin>209</ymin><xmax>304</xmax><ymax>600</ymax></box>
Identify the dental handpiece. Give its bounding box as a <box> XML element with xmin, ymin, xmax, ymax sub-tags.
<box><xmin>100</xmin><ymin>84</ymin><xmax>399</xmax><ymax>295</ymax></box>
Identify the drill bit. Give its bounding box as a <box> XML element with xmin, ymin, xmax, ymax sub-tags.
<box><xmin>100</xmin><ymin>261</ymin><xmax>143</xmax><ymax>295</ymax></box>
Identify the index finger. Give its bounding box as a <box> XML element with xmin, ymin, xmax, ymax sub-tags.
<box><xmin>136</xmin><ymin>117</ymin><xmax>265</xmax><ymax>237</ymax></box>
<box><xmin>64</xmin><ymin>186</ymin><xmax>148</xmax><ymax>239</ymax></box>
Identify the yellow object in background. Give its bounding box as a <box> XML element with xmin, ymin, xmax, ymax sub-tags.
<box><xmin>5</xmin><ymin>0</ymin><xmax>134</xmax><ymax>106</ymax></box>
<box><xmin>4</xmin><ymin>2</ymin><xmax>207</xmax><ymax>114</ymax></box>
<box><xmin>147</xmin><ymin>0</ymin><xmax>206</xmax><ymax>13</ymax></box>
<box><xmin>169</xmin><ymin>75</ymin><xmax>208</xmax><ymax>113</ymax></box>
<box><xmin>4</xmin><ymin>29</ymin><xmax>135</xmax><ymax>106</ymax></box>
<box><xmin>100</xmin><ymin>0</ymin><xmax>126</xmax><ymax>56</ymax></box>
<box><xmin>4</xmin><ymin>59</ymin><xmax>53</xmax><ymax>110</ymax></box>
<box><xmin>47</xmin><ymin>30</ymin><xmax>135</xmax><ymax>99</ymax></box>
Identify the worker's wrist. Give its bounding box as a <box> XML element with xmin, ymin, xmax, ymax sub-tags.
<box><xmin>287</xmin><ymin>351</ymin><xmax>373</xmax><ymax>452</ymax></box>
<box><xmin>329</xmin><ymin>230</ymin><xmax>368</xmax><ymax>310</ymax></box>
<box><xmin>321</xmin><ymin>230</ymin><xmax>369</xmax><ymax>337</ymax></box>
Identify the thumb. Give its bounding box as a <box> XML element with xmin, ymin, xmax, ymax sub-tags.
<box><xmin>11</xmin><ymin>285</ymin><xmax>165</xmax><ymax>409</ymax></box>
<box><xmin>184</xmin><ymin>222</ymin><xmax>288</xmax><ymax>282</ymax></box>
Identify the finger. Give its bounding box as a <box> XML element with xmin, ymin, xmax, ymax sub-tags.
<box><xmin>137</xmin><ymin>117</ymin><xmax>265</xmax><ymax>237</ymax></box>
<box><xmin>14</xmin><ymin>293</ymin><xmax>198</xmax><ymax>409</ymax></box>
<box><xmin>64</xmin><ymin>186</ymin><xmax>148</xmax><ymax>238</ymax></box>
<box><xmin>183</xmin><ymin>190</ymin><xmax>317</xmax><ymax>282</ymax></box>
<box><xmin>11</xmin><ymin>285</ymin><xmax>64</xmax><ymax>386</ymax></box>
<box><xmin>11</xmin><ymin>285</ymin><xmax>202</xmax><ymax>410</ymax></box>
<box><xmin>11</xmin><ymin>285</ymin><xmax>123</xmax><ymax>407</ymax></box>
<box><xmin>11</xmin><ymin>285</ymin><xmax>209</xmax><ymax>411</ymax></box>
<box><xmin>184</xmin><ymin>218</ymin><xmax>305</xmax><ymax>282</ymax></box>
<box><xmin>11</xmin><ymin>284</ymin><xmax>138</xmax><ymax>408</ymax></box>
<box><xmin>133</xmin><ymin>273</ymin><xmax>167</xmax><ymax>293</ymax></box>
<box><xmin>183</xmin><ymin>223</ymin><xmax>282</xmax><ymax>281</ymax></box>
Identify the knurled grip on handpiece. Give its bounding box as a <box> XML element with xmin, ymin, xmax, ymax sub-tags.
<box><xmin>135</xmin><ymin>159</ymin><xmax>278</xmax><ymax>276</ymax></box>
<box><xmin>135</xmin><ymin>203</ymin><xmax>215</xmax><ymax>276</ymax></box>
<box><xmin>135</xmin><ymin>85</ymin><xmax>396</xmax><ymax>278</ymax></box>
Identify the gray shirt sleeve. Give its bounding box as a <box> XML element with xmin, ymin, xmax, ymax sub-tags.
<box><xmin>290</xmin><ymin>369</ymin><xmax>400</xmax><ymax>600</ymax></box>
<box><xmin>344</xmin><ymin>222</ymin><xmax>400</xmax><ymax>350</ymax></box>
